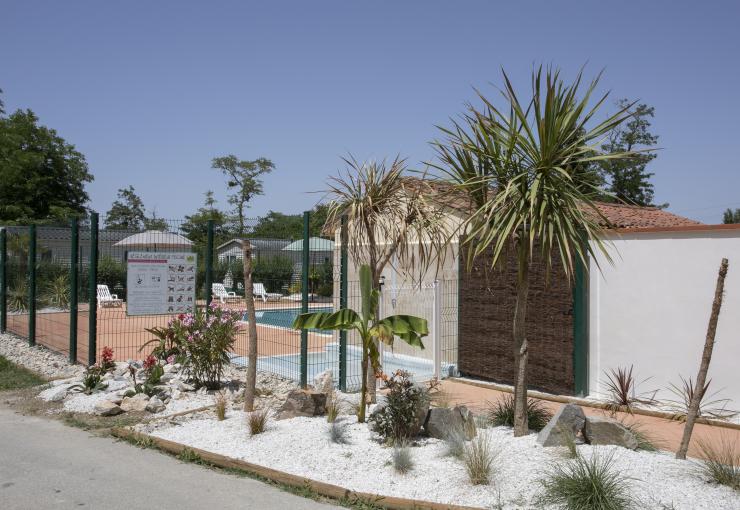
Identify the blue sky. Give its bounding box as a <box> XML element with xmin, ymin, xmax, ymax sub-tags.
<box><xmin>2</xmin><ymin>1</ymin><xmax>739</xmax><ymax>223</ymax></box>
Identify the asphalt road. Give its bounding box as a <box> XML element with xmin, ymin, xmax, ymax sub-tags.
<box><xmin>0</xmin><ymin>406</ymin><xmax>337</xmax><ymax>510</ymax></box>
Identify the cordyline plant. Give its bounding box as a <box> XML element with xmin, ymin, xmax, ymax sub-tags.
<box><xmin>292</xmin><ymin>265</ymin><xmax>428</xmax><ymax>422</ymax></box>
<box><xmin>322</xmin><ymin>155</ymin><xmax>448</xmax><ymax>401</ymax></box>
<box><xmin>431</xmin><ymin>66</ymin><xmax>640</xmax><ymax>436</ymax></box>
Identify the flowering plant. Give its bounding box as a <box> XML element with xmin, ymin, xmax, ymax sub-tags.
<box><xmin>100</xmin><ymin>346</ymin><xmax>115</xmax><ymax>371</ymax></box>
<box><xmin>144</xmin><ymin>303</ymin><xmax>242</xmax><ymax>389</ymax></box>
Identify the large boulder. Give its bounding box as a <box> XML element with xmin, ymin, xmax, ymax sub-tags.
<box><xmin>94</xmin><ymin>400</ymin><xmax>123</xmax><ymax>416</ymax></box>
<box><xmin>583</xmin><ymin>416</ymin><xmax>639</xmax><ymax>450</ymax></box>
<box><xmin>39</xmin><ymin>384</ymin><xmax>74</xmax><ymax>402</ymax></box>
<box><xmin>275</xmin><ymin>389</ymin><xmax>327</xmax><ymax>420</ymax></box>
<box><xmin>537</xmin><ymin>404</ymin><xmax>586</xmax><ymax>447</ymax></box>
<box><xmin>120</xmin><ymin>393</ymin><xmax>150</xmax><ymax>412</ymax></box>
<box><xmin>425</xmin><ymin>405</ymin><xmax>477</xmax><ymax>440</ymax></box>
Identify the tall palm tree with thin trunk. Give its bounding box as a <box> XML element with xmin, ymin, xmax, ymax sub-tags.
<box><xmin>323</xmin><ymin>156</ymin><xmax>448</xmax><ymax>405</ymax></box>
<box><xmin>432</xmin><ymin>67</ymin><xmax>639</xmax><ymax>436</ymax></box>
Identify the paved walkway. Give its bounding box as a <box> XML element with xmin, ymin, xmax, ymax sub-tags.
<box><xmin>0</xmin><ymin>406</ymin><xmax>337</xmax><ymax>510</ymax></box>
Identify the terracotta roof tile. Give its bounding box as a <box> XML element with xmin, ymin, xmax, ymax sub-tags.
<box><xmin>401</xmin><ymin>177</ymin><xmax>701</xmax><ymax>230</ymax></box>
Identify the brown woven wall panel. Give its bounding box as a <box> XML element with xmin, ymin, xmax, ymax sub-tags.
<box><xmin>458</xmin><ymin>248</ymin><xmax>574</xmax><ymax>395</ymax></box>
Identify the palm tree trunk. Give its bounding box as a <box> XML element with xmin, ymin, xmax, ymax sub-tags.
<box><xmin>513</xmin><ymin>240</ymin><xmax>530</xmax><ymax>437</ymax></box>
<box><xmin>242</xmin><ymin>240</ymin><xmax>258</xmax><ymax>412</ymax></box>
<box><xmin>676</xmin><ymin>258</ymin><xmax>729</xmax><ymax>459</ymax></box>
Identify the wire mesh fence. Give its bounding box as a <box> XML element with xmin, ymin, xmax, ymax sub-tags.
<box><xmin>0</xmin><ymin>213</ymin><xmax>461</xmax><ymax>392</ymax></box>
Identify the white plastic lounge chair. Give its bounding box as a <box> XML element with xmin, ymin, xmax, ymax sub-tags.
<box><xmin>97</xmin><ymin>285</ymin><xmax>123</xmax><ymax>308</ymax></box>
<box><xmin>253</xmin><ymin>283</ymin><xmax>282</xmax><ymax>302</ymax></box>
<box><xmin>212</xmin><ymin>283</ymin><xmax>238</xmax><ymax>304</ymax></box>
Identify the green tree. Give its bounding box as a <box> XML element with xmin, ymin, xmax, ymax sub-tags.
<box><xmin>433</xmin><ymin>67</ymin><xmax>637</xmax><ymax>436</ymax></box>
<box><xmin>181</xmin><ymin>191</ymin><xmax>232</xmax><ymax>246</ymax></box>
<box><xmin>250</xmin><ymin>204</ymin><xmax>330</xmax><ymax>238</ymax></box>
<box><xmin>104</xmin><ymin>186</ymin><xmax>146</xmax><ymax>230</ymax></box>
<box><xmin>212</xmin><ymin>155</ymin><xmax>275</xmax><ymax>235</ymax></box>
<box><xmin>722</xmin><ymin>208</ymin><xmax>740</xmax><ymax>224</ymax></box>
<box><xmin>144</xmin><ymin>209</ymin><xmax>168</xmax><ymax>231</ymax></box>
<box><xmin>597</xmin><ymin>100</ymin><xmax>660</xmax><ymax>206</ymax></box>
<box><xmin>0</xmin><ymin>107</ymin><xmax>93</xmax><ymax>224</ymax></box>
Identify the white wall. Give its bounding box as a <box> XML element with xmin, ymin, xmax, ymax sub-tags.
<box><xmin>589</xmin><ymin>228</ymin><xmax>740</xmax><ymax>407</ymax></box>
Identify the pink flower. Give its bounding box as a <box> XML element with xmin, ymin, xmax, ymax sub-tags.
<box><xmin>166</xmin><ymin>355</ymin><xmax>175</xmax><ymax>364</ymax></box>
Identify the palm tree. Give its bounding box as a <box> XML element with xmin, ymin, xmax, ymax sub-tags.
<box><xmin>323</xmin><ymin>156</ymin><xmax>448</xmax><ymax>402</ymax></box>
<box><xmin>432</xmin><ymin>67</ymin><xmax>638</xmax><ymax>436</ymax></box>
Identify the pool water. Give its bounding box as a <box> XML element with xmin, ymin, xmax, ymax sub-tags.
<box><xmin>245</xmin><ymin>307</ymin><xmax>333</xmax><ymax>333</ymax></box>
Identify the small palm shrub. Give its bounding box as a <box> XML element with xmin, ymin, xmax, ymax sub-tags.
<box><xmin>696</xmin><ymin>435</ymin><xmax>740</xmax><ymax>490</ymax></box>
<box><xmin>214</xmin><ymin>391</ymin><xmax>227</xmax><ymax>421</ymax></box>
<box><xmin>7</xmin><ymin>280</ymin><xmax>28</xmax><ymax>313</ymax></box>
<box><xmin>665</xmin><ymin>376</ymin><xmax>737</xmax><ymax>422</ymax></box>
<box><xmin>539</xmin><ymin>451</ymin><xmax>637</xmax><ymax>510</ymax></box>
<box><xmin>328</xmin><ymin>421</ymin><xmax>351</xmax><ymax>445</ymax></box>
<box><xmin>392</xmin><ymin>443</ymin><xmax>414</xmax><ymax>474</ymax></box>
<box><xmin>368</xmin><ymin>370</ymin><xmax>428</xmax><ymax>444</ymax></box>
<box><xmin>602</xmin><ymin>365</ymin><xmax>656</xmax><ymax>414</ymax></box>
<box><xmin>486</xmin><ymin>394</ymin><xmax>552</xmax><ymax>431</ymax></box>
<box><xmin>43</xmin><ymin>274</ymin><xmax>70</xmax><ymax>309</ymax></box>
<box><xmin>70</xmin><ymin>366</ymin><xmax>107</xmax><ymax>395</ymax></box>
<box><xmin>248</xmin><ymin>409</ymin><xmax>269</xmax><ymax>436</ymax></box>
<box><xmin>463</xmin><ymin>434</ymin><xmax>497</xmax><ymax>485</ymax></box>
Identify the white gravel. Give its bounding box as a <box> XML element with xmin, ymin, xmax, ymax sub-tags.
<box><xmin>146</xmin><ymin>413</ymin><xmax>740</xmax><ymax>510</ymax></box>
<box><xmin>0</xmin><ymin>332</ymin><xmax>83</xmax><ymax>379</ymax></box>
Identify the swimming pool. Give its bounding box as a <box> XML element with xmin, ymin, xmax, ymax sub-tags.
<box><xmin>245</xmin><ymin>307</ymin><xmax>333</xmax><ymax>333</ymax></box>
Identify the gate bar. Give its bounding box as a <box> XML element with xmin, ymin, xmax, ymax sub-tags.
<box><xmin>69</xmin><ymin>219</ymin><xmax>79</xmax><ymax>363</ymax></box>
<box><xmin>88</xmin><ymin>212</ymin><xmax>99</xmax><ymax>366</ymax></box>
<box><xmin>0</xmin><ymin>228</ymin><xmax>6</xmax><ymax>333</ymax></box>
<box><xmin>300</xmin><ymin>211</ymin><xmax>310</xmax><ymax>388</ymax></box>
<box><xmin>28</xmin><ymin>224</ymin><xmax>36</xmax><ymax>346</ymax></box>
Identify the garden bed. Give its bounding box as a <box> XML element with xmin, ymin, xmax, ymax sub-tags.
<box><xmin>135</xmin><ymin>411</ymin><xmax>739</xmax><ymax>510</ymax></box>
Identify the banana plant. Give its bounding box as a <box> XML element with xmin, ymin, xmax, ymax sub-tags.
<box><xmin>292</xmin><ymin>264</ymin><xmax>428</xmax><ymax>422</ymax></box>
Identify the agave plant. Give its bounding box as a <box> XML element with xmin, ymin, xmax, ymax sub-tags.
<box><xmin>293</xmin><ymin>264</ymin><xmax>428</xmax><ymax>422</ymax></box>
<box><xmin>43</xmin><ymin>274</ymin><xmax>70</xmax><ymax>309</ymax></box>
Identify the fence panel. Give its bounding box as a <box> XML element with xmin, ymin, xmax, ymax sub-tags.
<box><xmin>4</xmin><ymin>227</ymin><xmax>29</xmax><ymax>340</ymax></box>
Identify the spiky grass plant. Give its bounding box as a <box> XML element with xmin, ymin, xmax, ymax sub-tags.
<box><xmin>392</xmin><ymin>443</ymin><xmax>414</xmax><ymax>474</ymax></box>
<box><xmin>7</xmin><ymin>280</ymin><xmax>28</xmax><ymax>313</ymax></box>
<box><xmin>463</xmin><ymin>434</ymin><xmax>497</xmax><ymax>485</ymax></box>
<box><xmin>443</xmin><ymin>429</ymin><xmax>466</xmax><ymax>459</ymax></box>
<box><xmin>665</xmin><ymin>376</ymin><xmax>738</xmax><ymax>422</ymax></box>
<box><xmin>558</xmin><ymin>425</ymin><xmax>579</xmax><ymax>459</ymax></box>
<box><xmin>214</xmin><ymin>391</ymin><xmax>227</xmax><ymax>421</ymax></box>
<box><xmin>328</xmin><ymin>420</ymin><xmax>351</xmax><ymax>445</ymax></box>
<box><xmin>43</xmin><ymin>274</ymin><xmax>70</xmax><ymax>309</ymax></box>
<box><xmin>247</xmin><ymin>409</ymin><xmax>269</xmax><ymax>436</ymax></box>
<box><xmin>619</xmin><ymin>420</ymin><xmax>659</xmax><ymax>452</ymax></box>
<box><xmin>602</xmin><ymin>365</ymin><xmax>656</xmax><ymax>414</ymax></box>
<box><xmin>487</xmin><ymin>394</ymin><xmax>552</xmax><ymax>432</ymax></box>
<box><xmin>539</xmin><ymin>451</ymin><xmax>637</xmax><ymax>510</ymax></box>
<box><xmin>696</xmin><ymin>434</ymin><xmax>740</xmax><ymax>490</ymax></box>
<box><xmin>326</xmin><ymin>390</ymin><xmax>342</xmax><ymax>423</ymax></box>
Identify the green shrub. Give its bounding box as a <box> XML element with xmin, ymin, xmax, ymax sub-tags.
<box><xmin>539</xmin><ymin>451</ymin><xmax>637</xmax><ymax>510</ymax></box>
<box><xmin>486</xmin><ymin>394</ymin><xmax>553</xmax><ymax>431</ymax></box>
<box><xmin>253</xmin><ymin>255</ymin><xmax>294</xmax><ymax>293</ymax></box>
<box><xmin>368</xmin><ymin>370</ymin><xmax>428</xmax><ymax>444</ymax></box>
<box><xmin>7</xmin><ymin>280</ymin><xmax>28</xmax><ymax>313</ymax></box>
<box><xmin>97</xmin><ymin>256</ymin><xmax>127</xmax><ymax>298</ymax></box>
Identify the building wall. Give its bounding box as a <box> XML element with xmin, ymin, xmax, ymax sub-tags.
<box><xmin>588</xmin><ymin>228</ymin><xmax>740</xmax><ymax>406</ymax></box>
<box><xmin>458</xmin><ymin>246</ymin><xmax>575</xmax><ymax>395</ymax></box>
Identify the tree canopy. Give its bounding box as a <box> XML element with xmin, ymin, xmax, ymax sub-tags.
<box><xmin>104</xmin><ymin>186</ymin><xmax>146</xmax><ymax>230</ymax></box>
<box><xmin>212</xmin><ymin>155</ymin><xmax>275</xmax><ymax>235</ymax></box>
<box><xmin>0</xmin><ymin>106</ymin><xmax>93</xmax><ymax>224</ymax></box>
<box><xmin>723</xmin><ymin>208</ymin><xmax>740</xmax><ymax>224</ymax></box>
<box><xmin>250</xmin><ymin>204</ymin><xmax>330</xmax><ymax>239</ymax></box>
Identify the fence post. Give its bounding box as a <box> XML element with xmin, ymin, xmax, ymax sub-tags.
<box><xmin>433</xmin><ymin>279</ymin><xmax>441</xmax><ymax>380</ymax></box>
<box><xmin>28</xmin><ymin>224</ymin><xmax>36</xmax><ymax>346</ymax></box>
<box><xmin>205</xmin><ymin>220</ymin><xmax>214</xmax><ymax>309</ymax></box>
<box><xmin>69</xmin><ymin>219</ymin><xmax>79</xmax><ymax>363</ymax></box>
<box><xmin>0</xmin><ymin>228</ymin><xmax>6</xmax><ymax>333</ymax></box>
<box><xmin>88</xmin><ymin>212</ymin><xmax>99</xmax><ymax>366</ymax></box>
<box><xmin>338</xmin><ymin>214</ymin><xmax>348</xmax><ymax>392</ymax></box>
<box><xmin>300</xmin><ymin>211</ymin><xmax>310</xmax><ymax>388</ymax></box>
<box><xmin>572</xmin><ymin>255</ymin><xmax>589</xmax><ymax>397</ymax></box>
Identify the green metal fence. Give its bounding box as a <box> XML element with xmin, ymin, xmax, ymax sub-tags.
<box><xmin>0</xmin><ymin>211</ymin><xmax>463</xmax><ymax>392</ymax></box>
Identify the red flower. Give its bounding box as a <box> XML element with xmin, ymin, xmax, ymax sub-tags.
<box><xmin>178</xmin><ymin>313</ymin><xmax>186</xmax><ymax>320</ymax></box>
<box><xmin>143</xmin><ymin>354</ymin><xmax>157</xmax><ymax>370</ymax></box>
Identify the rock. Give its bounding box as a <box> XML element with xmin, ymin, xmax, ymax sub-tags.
<box><xmin>537</xmin><ymin>404</ymin><xmax>586</xmax><ymax>447</ymax></box>
<box><xmin>160</xmin><ymin>373</ymin><xmax>176</xmax><ymax>384</ymax></box>
<box><xmin>145</xmin><ymin>396</ymin><xmax>166</xmax><ymax>413</ymax></box>
<box><xmin>177</xmin><ymin>381</ymin><xmax>195</xmax><ymax>392</ymax></box>
<box><xmin>583</xmin><ymin>416</ymin><xmax>639</xmax><ymax>450</ymax></box>
<box><xmin>106</xmin><ymin>395</ymin><xmax>123</xmax><ymax>405</ymax></box>
<box><xmin>120</xmin><ymin>393</ymin><xmax>150</xmax><ymax>412</ymax></box>
<box><xmin>425</xmin><ymin>405</ymin><xmax>477</xmax><ymax>440</ymax></box>
<box><xmin>163</xmin><ymin>363</ymin><xmax>176</xmax><ymax>374</ymax></box>
<box><xmin>94</xmin><ymin>400</ymin><xmax>123</xmax><ymax>416</ymax></box>
<box><xmin>275</xmin><ymin>389</ymin><xmax>327</xmax><ymax>420</ymax></box>
<box><xmin>39</xmin><ymin>384</ymin><xmax>73</xmax><ymax>402</ymax></box>
<box><xmin>312</xmin><ymin>369</ymin><xmax>334</xmax><ymax>394</ymax></box>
